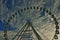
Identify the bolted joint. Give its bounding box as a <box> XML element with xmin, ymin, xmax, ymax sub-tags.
<box><xmin>33</xmin><ymin>6</ymin><xmax>35</xmax><ymax>9</ymax></box>
<box><xmin>45</xmin><ymin>10</ymin><xmax>49</xmax><ymax>13</ymax></box>
<box><xmin>27</xmin><ymin>7</ymin><xmax>29</xmax><ymax>10</ymax></box>
<box><xmin>55</xmin><ymin>25</ymin><xmax>59</xmax><ymax>29</ymax></box>
<box><xmin>49</xmin><ymin>12</ymin><xmax>52</xmax><ymax>15</ymax></box>
<box><xmin>8</xmin><ymin>19</ymin><xmax>11</xmax><ymax>23</ymax></box>
<box><xmin>15</xmin><ymin>12</ymin><xmax>17</xmax><ymax>15</ymax></box>
<box><xmin>53</xmin><ymin>18</ymin><xmax>57</xmax><ymax>21</ymax></box>
<box><xmin>54</xmin><ymin>34</ymin><xmax>58</xmax><ymax>39</ymax></box>
<box><xmin>51</xmin><ymin>15</ymin><xmax>55</xmax><ymax>18</ymax></box>
<box><xmin>55</xmin><ymin>29</ymin><xmax>59</xmax><ymax>34</ymax></box>
<box><xmin>30</xmin><ymin>6</ymin><xmax>32</xmax><ymax>9</ymax></box>
<box><xmin>36</xmin><ymin>6</ymin><xmax>39</xmax><ymax>10</ymax></box>
<box><xmin>24</xmin><ymin>8</ymin><xmax>26</xmax><ymax>11</ymax></box>
<box><xmin>20</xmin><ymin>9</ymin><xmax>23</xmax><ymax>12</ymax></box>
<box><xmin>12</xmin><ymin>14</ymin><xmax>15</xmax><ymax>18</ymax></box>
<box><xmin>10</xmin><ymin>17</ymin><xmax>12</xmax><ymax>20</ymax></box>
<box><xmin>40</xmin><ymin>7</ymin><xmax>43</xmax><ymax>10</ymax></box>
<box><xmin>55</xmin><ymin>21</ymin><xmax>58</xmax><ymax>25</ymax></box>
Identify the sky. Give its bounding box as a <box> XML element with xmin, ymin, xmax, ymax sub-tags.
<box><xmin>0</xmin><ymin>0</ymin><xmax>60</xmax><ymax>40</ymax></box>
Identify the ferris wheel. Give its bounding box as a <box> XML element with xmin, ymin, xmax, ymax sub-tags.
<box><xmin>0</xmin><ymin>0</ymin><xmax>60</xmax><ymax>40</ymax></box>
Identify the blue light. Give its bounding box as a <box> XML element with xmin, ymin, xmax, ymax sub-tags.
<box><xmin>3</xmin><ymin>0</ymin><xmax>12</xmax><ymax>10</ymax></box>
<box><xmin>0</xmin><ymin>20</ymin><xmax>16</xmax><ymax>31</ymax></box>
